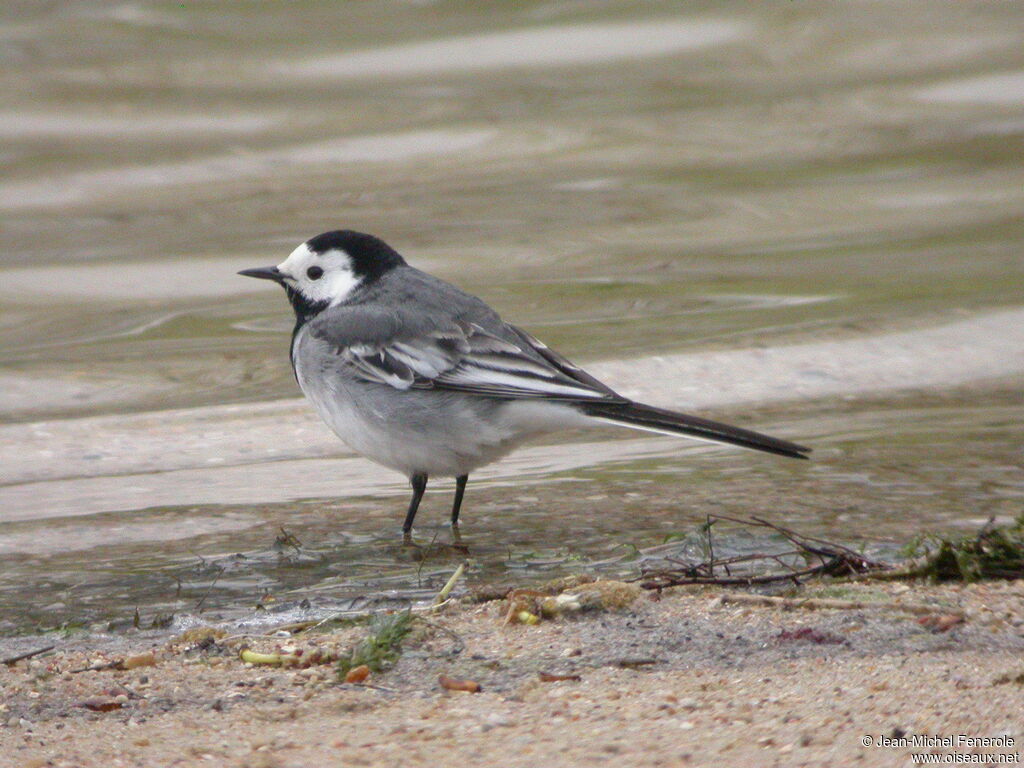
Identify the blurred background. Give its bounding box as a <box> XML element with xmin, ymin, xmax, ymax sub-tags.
<box><xmin>1</xmin><ymin>1</ymin><xmax>1022</xmax><ymax>634</ymax></box>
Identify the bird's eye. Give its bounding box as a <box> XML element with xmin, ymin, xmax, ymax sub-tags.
<box><xmin>306</xmin><ymin>266</ymin><xmax>324</xmax><ymax>280</ymax></box>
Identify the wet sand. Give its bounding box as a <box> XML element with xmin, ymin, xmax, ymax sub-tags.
<box><xmin>2</xmin><ymin>579</ymin><xmax>1022</xmax><ymax>767</ymax></box>
<box><xmin>1</xmin><ymin>0</ymin><xmax>1023</xmax><ymax>695</ymax></box>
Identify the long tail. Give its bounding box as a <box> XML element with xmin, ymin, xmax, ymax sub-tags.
<box><xmin>581</xmin><ymin>401</ymin><xmax>810</xmax><ymax>460</ymax></box>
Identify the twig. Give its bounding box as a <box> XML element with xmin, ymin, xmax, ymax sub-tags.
<box><xmin>638</xmin><ymin>560</ymin><xmax>842</xmax><ymax>589</ymax></box>
<box><xmin>2</xmin><ymin>645</ymin><xmax>56</xmax><ymax>666</ymax></box>
<box><xmin>352</xmin><ymin>682</ymin><xmax>398</xmax><ymax>693</ymax></box>
<box><xmin>262</xmin><ymin>620</ymin><xmax>319</xmax><ymax>635</ymax></box>
<box><xmin>636</xmin><ymin>514</ymin><xmax>885</xmax><ymax>590</ymax></box>
<box><xmin>705</xmin><ymin>515</ymin><xmax>715</xmax><ymax>578</ymax></box>
<box><xmin>194</xmin><ymin>565</ymin><xmax>225</xmax><ymax>612</ymax></box>
<box><xmin>415</xmin><ymin>531</ymin><xmax>441</xmax><ymax>588</ymax></box>
<box><xmin>69</xmin><ymin>660</ymin><xmax>122</xmax><ymax>674</ymax></box>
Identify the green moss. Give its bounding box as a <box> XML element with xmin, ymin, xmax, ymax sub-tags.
<box><xmin>904</xmin><ymin>515</ymin><xmax>1024</xmax><ymax>582</ymax></box>
<box><xmin>336</xmin><ymin>610</ymin><xmax>414</xmax><ymax>677</ymax></box>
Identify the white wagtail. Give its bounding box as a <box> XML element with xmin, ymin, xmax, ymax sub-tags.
<box><xmin>240</xmin><ymin>230</ymin><xmax>809</xmax><ymax>533</ymax></box>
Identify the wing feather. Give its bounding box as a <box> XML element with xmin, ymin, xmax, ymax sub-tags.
<box><xmin>309</xmin><ymin>306</ymin><xmax>622</xmax><ymax>402</ymax></box>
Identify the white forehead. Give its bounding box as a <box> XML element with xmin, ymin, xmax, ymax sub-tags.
<box><xmin>276</xmin><ymin>241</ymin><xmax>361</xmax><ymax>306</ymax></box>
<box><xmin>276</xmin><ymin>242</ymin><xmax>352</xmax><ymax>277</ymax></box>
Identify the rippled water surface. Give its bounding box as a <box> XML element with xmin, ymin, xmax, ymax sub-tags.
<box><xmin>1</xmin><ymin>0</ymin><xmax>1023</xmax><ymax>639</ymax></box>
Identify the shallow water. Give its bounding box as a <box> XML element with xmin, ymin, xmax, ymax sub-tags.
<box><xmin>1</xmin><ymin>0</ymin><xmax>1023</xmax><ymax>638</ymax></box>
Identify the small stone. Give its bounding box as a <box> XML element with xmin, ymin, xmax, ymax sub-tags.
<box><xmin>122</xmin><ymin>652</ymin><xmax>157</xmax><ymax>670</ymax></box>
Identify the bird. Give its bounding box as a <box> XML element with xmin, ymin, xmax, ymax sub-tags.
<box><xmin>239</xmin><ymin>230</ymin><xmax>810</xmax><ymax>534</ymax></box>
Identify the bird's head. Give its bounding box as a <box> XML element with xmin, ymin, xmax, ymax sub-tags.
<box><xmin>239</xmin><ymin>230</ymin><xmax>406</xmax><ymax>320</ymax></box>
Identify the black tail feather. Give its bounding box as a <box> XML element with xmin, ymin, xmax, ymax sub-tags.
<box><xmin>582</xmin><ymin>401</ymin><xmax>810</xmax><ymax>460</ymax></box>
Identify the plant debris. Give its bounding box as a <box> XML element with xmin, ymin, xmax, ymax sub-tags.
<box><xmin>637</xmin><ymin>515</ymin><xmax>883</xmax><ymax>590</ymax></box>
<box><xmin>432</xmin><ymin>563</ymin><xmax>466</xmax><ymax>607</ymax></box>
<box><xmin>175</xmin><ymin>627</ymin><xmax>227</xmax><ymax>646</ymax></box>
<box><xmin>503</xmin><ymin>580</ymin><xmax>641</xmax><ymax>624</ymax></box>
<box><xmin>121</xmin><ymin>652</ymin><xmax>157</xmax><ymax>670</ymax></box>
<box><xmin>904</xmin><ymin>515</ymin><xmax>1024</xmax><ymax>582</ymax></box>
<box><xmin>344</xmin><ymin>665</ymin><xmax>371</xmax><ymax>684</ymax></box>
<box><xmin>538</xmin><ymin>671</ymin><xmax>582</xmax><ymax>682</ymax></box>
<box><xmin>438</xmin><ymin>674</ymin><xmax>481</xmax><ymax>693</ymax></box>
<box><xmin>2</xmin><ymin>645</ymin><xmax>55</xmax><ymax>666</ymax></box>
<box><xmin>80</xmin><ymin>698</ymin><xmax>124</xmax><ymax>712</ymax></box>
<box><xmin>239</xmin><ymin>644</ymin><xmax>342</xmax><ymax>668</ymax></box>
<box><xmin>336</xmin><ymin>610</ymin><xmax>414</xmax><ymax>678</ymax></box>
<box><xmin>993</xmin><ymin>672</ymin><xmax>1024</xmax><ymax>686</ymax></box>
<box><xmin>614</xmin><ymin>658</ymin><xmax>659</xmax><ymax>669</ymax></box>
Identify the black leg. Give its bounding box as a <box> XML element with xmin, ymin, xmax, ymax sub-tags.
<box><xmin>450</xmin><ymin>474</ymin><xmax>469</xmax><ymax>527</ymax></box>
<box><xmin>402</xmin><ymin>473</ymin><xmax>428</xmax><ymax>533</ymax></box>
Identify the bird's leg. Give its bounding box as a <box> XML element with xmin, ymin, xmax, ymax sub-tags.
<box><xmin>450</xmin><ymin>474</ymin><xmax>468</xmax><ymax>527</ymax></box>
<box><xmin>402</xmin><ymin>473</ymin><xmax>428</xmax><ymax>534</ymax></box>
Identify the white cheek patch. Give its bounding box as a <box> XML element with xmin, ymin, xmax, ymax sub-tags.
<box><xmin>277</xmin><ymin>243</ymin><xmax>362</xmax><ymax>305</ymax></box>
<box><xmin>322</xmin><ymin>268</ymin><xmax>361</xmax><ymax>305</ymax></box>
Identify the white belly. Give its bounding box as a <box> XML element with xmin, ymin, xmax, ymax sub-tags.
<box><xmin>292</xmin><ymin>326</ymin><xmax>593</xmax><ymax>477</ymax></box>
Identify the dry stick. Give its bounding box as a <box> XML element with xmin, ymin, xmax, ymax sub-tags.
<box><xmin>639</xmin><ymin>513</ymin><xmax>885</xmax><ymax>589</ymax></box>
<box><xmin>715</xmin><ymin>592</ymin><xmax>956</xmax><ymax>617</ymax></box>
<box><xmin>712</xmin><ymin>513</ymin><xmax>878</xmax><ymax>564</ymax></box>
<box><xmin>706</xmin><ymin>514</ymin><xmax>715</xmax><ymax>578</ymax></box>
<box><xmin>263</xmin><ymin>620</ymin><xmax>319</xmax><ymax>635</ymax></box>
<box><xmin>640</xmin><ymin>545</ymin><xmax>857</xmax><ymax>588</ymax></box>
<box><xmin>194</xmin><ymin>565</ymin><xmax>226</xmax><ymax>612</ymax></box>
<box><xmin>640</xmin><ymin>560</ymin><xmax>842</xmax><ymax>589</ymax></box>
<box><xmin>749</xmin><ymin>515</ymin><xmax>879</xmax><ymax>564</ymax></box>
<box><xmin>2</xmin><ymin>645</ymin><xmax>56</xmax><ymax>666</ymax></box>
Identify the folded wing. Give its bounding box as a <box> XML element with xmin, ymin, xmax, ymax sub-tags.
<box><xmin>308</xmin><ymin>306</ymin><xmax>624</xmax><ymax>402</ymax></box>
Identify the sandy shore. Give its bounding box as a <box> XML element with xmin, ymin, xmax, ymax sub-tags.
<box><xmin>2</xmin><ymin>578</ymin><xmax>1023</xmax><ymax>767</ymax></box>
